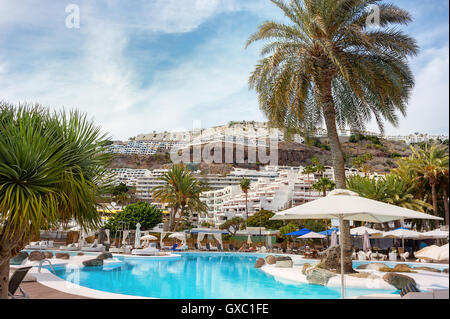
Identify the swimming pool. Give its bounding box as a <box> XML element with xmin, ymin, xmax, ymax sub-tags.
<box><xmin>47</xmin><ymin>253</ymin><xmax>398</xmax><ymax>299</ymax></box>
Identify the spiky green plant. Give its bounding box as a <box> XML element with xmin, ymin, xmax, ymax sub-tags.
<box><xmin>0</xmin><ymin>102</ymin><xmax>111</xmax><ymax>298</ymax></box>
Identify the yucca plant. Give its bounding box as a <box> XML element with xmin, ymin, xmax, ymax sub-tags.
<box><xmin>0</xmin><ymin>102</ymin><xmax>111</xmax><ymax>298</ymax></box>
<box><xmin>246</xmin><ymin>0</ymin><xmax>418</xmax><ymax>270</ymax></box>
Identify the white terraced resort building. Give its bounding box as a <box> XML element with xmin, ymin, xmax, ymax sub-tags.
<box><xmin>112</xmin><ymin>166</ymin><xmax>384</xmax><ymax>227</ymax></box>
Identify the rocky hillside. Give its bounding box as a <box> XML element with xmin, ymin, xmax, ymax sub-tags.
<box><xmin>108</xmin><ymin>138</ymin><xmax>413</xmax><ymax>174</ymax></box>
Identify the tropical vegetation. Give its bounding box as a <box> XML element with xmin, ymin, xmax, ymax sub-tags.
<box><xmin>105</xmin><ymin>202</ymin><xmax>163</xmax><ymax>233</ymax></box>
<box><xmin>239</xmin><ymin>178</ymin><xmax>252</xmax><ymax>220</ymax></box>
<box><xmin>152</xmin><ymin>165</ymin><xmax>208</xmax><ymax>231</ymax></box>
<box><xmin>0</xmin><ymin>102</ymin><xmax>111</xmax><ymax>299</ymax></box>
<box><xmin>246</xmin><ymin>0</ymin><xmax>418</xmax><ymax>271</ymax></box>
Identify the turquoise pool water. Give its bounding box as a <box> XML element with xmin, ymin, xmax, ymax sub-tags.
<box><xmin>47</xmin><ymin>253</ymin><xmax>398</xmax><ymax>299</ymax></box>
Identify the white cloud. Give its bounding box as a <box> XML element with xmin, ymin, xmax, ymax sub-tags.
<box><xmin>368</xmin><ymin>44</ymin><xmax>449</xmax><ymax>135</ymax></box>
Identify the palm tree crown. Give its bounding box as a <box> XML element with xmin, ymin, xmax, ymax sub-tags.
<box><xmin>152</xmin><ymin>165</ymin><xmax>208</xmax><ymax>231</ymax></box>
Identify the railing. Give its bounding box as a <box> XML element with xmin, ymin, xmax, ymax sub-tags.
<box><xmin>38</xmin><ymin>259</ymin><xmax>56</xmax><ymax>274</ymax></box>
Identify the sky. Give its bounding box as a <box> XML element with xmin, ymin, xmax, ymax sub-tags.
<box><xmin>0</xmin><ymin>0</ymin><xmax>448</xmax><ymax>140</ymax></box>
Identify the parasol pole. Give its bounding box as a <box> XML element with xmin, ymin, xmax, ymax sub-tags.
<box><xmin>339</xmin><ymin>214</ymin><xmax>345</xmax><ymax>299</ymax></box>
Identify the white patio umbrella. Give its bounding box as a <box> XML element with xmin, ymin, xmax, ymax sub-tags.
<box><xmin>297</xmin><ymin>232</ymin><xmax>326</xmax><ymax>239</ymax></box>
<box><xmin>270</xmin><ymin>189</ymin><xmax>443</xmax><ymax>299</ymax></box>
<box><xmin>415</xmin><ymin>244</ymin><xmax>449</xmax><ymax>262</ymax></box>
<box><xmin>247</xmin><ymin>234</ymin><xmax>253</xmax><ymax>245</ymax></box>
<box><xmin>141</xmin><ymin>235</ymin><xmax>158</xmax><ymax>241</ymax></box>
<box><xmin>438</xmin><ymin>243</ymin><xmax>449</xmax><ymax>261</ymax></box>
<box><xmin>350</xmin><ymin>226</ymin><xmax>382</xmax><ymax>236</ymax></box>
<box><xmin>383</xmin><ymin>228</ymin><xmax>424</xmax><ymax>249</ymax></box>
<box><xmin>363</xmin><ymin>231</ymin><xmax>371</xmax><ymax>253</ymax></box>
<box><xmin>330</xmin><ymin>230</ymin><xmax>338</xmax><ymax>247</ymax></box>
<box><xmin>421</xmin><ymin>229</ymin><xmax>449</xmax><ymax>239</ymax></box>
<box><xmin>134</xmin><ymin>223</ymin><xmax>142</xmax><ymax>248</ymax></box>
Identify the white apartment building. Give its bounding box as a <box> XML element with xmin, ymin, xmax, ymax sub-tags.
<box><xmin>111</xmin><ymin>168</ymin><xmax>150</xmax><ymax>187</ymax></box>
<box><xmin>384</xmin><ymin>133</ymin><xmax>449</xmax><ymax>145</ymax></box>
<box><xmin>199</xmin><ymin>166</ymin><xmax>384</xmax><ymax>227</ymax></box>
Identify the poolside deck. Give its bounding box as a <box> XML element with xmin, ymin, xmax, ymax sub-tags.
<box><xmin>20</xmin><ymin>281</ymin><xmax>91</xmax><ymax>299</ymax></box>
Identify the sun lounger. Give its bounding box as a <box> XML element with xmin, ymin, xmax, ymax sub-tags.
<box><xmin>8</xmin><ymin>266</ymin><xmax>32</xmax><ymax>299</ymax></box>
<box><xmin>59</xmin><ymin>243</ymin><xmax>80</xmax><ymax>251</ymax></box>
<box><xmin>81</xmin><ymin>243</ymin><xmax>106</xmax><ymax>252</ymax></box>
<box><xmin>25</xmin><ymin>241</ymin><xmax>47</xmax><ymax>250</ymax></box>
<box><xmin>357</xmin><ymin>251</ymin><xmax>368</xmax><ymax>260</ymax></box>
<box><xmin>208</xmin><ymin>243</ymin><xmax>219</xmax><ymax>251</ymax></box>
<box><xmin>131</xmin><ymin>247</ymin><xmax>160</xmax><ymax>256</ymax></box>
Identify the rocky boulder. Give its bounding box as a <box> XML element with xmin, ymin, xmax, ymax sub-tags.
<box><xmin>383</xmin><ymin>273</ymin><xmax>416</xmax><ymax>290</ymax></box>
<box><xmin>265</xmin><ymin>255</ymin><xmax>276</xmax><ymax>265</ymax></box>
<box><xmin>255</xmin><ymin>258</ymin><xmax>265</xmax><ymax>269</ymax></box>
<box><xmin>55</xmin><ymin>253</ymin><xmax>70</xmax><ymax>260</ymax></box>
<box><xmin>443</xmin><ymin>269</ymin><xmax>448</xmax><ymax>274</ymax></box>
<box><xmin>302</xmin><ymin>263</ymin><xmax>312</xmax><ymax>275</ymax></box>
<box><xmin>10</xmin><ymin>252</ymin><xmax>29</xmax><ymax>265</ymax></box>
<box><xmin>318</xmin><ymin>246</ymin><xmax>355</xmax><ymax>274</ymax></box>
<box><xmin>393</xmin><ymin>264</ymin><xmax>413</xmax><ymax>272</ymax></box>
<box><xmin>414</xmin><ymin>266</ymin><xmax>441</xmax><ymax>273</ymax></box>
<box><xmin>356</xmin><ymin>263</ymin><xmax>389</xmax><ymax>271</ymax></box>
<box><xmin>96</xmin><ymin>252</ymin><xmax>113</xmax><ymax>260</ymax></box>
<box><xmin>44</xmin><ymin>252</ymin><xmax>54</xmax><ymax>259</ymax></box>
<box><xmin>83</xmin><ymin>258</ymin><xmax>103</xmax><ymax>267</ymax></box>
<box><xmin>275</xmin><ymin>256</ymin><xmax>293</xmax><ymax>268</ymax></box>
<box><xmin>29</xmin><ymin>251</ymin><xmax>45</xmax><ymax>261</ymax></box>
<box><xmin>306</xmin><ymin>268</ymin><xmax>337</xmax><ymax>286</ymax></box>
<box><xmin>77</xmin><ymin>252</ymin><xmax>84</xmax><ymax>256</ymax></box>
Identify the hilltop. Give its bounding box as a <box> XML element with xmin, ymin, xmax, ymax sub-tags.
<box><xmin>108</xmin><ymin>135</ymin><xmax>413</xmax><ymax>174</ymax></box>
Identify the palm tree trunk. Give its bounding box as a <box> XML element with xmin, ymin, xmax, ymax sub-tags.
<box><xmin>0</xmin><ymin>259</ymin><xmax>10</xmax><ymax>299</ymax></box>
<box><xmin>431</xmin><ymin>182</ymin><xmax>440</xmax><ymax>228</ymax></box>
<box><xmin>321</xmin><ymin>77</ymin><xmax>353</xmax><ymax>273</ymax></box>
<box><xmin>442</xmin><ymin>185</ymin><xmax>449</xmax><ymax>226</ymax></box>
<box><xmin>245</xmin><ymin>192</ymin><xmax>248</xmax><ymax>221</ymax></box>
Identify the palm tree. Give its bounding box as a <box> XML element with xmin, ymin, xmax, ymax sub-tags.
<box><xmin>406</xmin><ymin>143</ymin><xmax>449</xmax><ymax>227</ymax></box>
<box><xmin>0</xmin><ymin>103</ymin><xmax>111</xmax><ymax>299</ymax></box>
<box><xmin>347</xmin><ymin>174</ymin><xmax>432</xmax><ymax>230</ymax></box>
<box><xmin>312</xmin><ymin>177</ymin><xmax>336</xmax><ymax>197</ymax></box>
<box><xmin>246</xmin><ymin>0</ymin><xmax>418</xmax><ymax>270</ymax></box>
<box><xmin>152</xmin><ymin>165</ymin><xmax>208</xmax><ymax>231</ymax></box>
<box><xmin>311</xmin><ymin>156</ymin><xmax>325</xmax><ymax>177</ymax></box>
<box><xmin>240</xmin><ymin>178</ymin><xmax>252</xmax><ymax>221</ymax></box>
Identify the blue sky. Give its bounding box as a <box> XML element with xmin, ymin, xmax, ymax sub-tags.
<box><xmin>0</xmin><ymin>0</ymin><xmax>448</xmax><ymax>140</ymax></box>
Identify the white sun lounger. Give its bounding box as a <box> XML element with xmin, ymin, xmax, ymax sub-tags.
<box><xmin>81</xmin><ymin>244</ymin><xmax>106</xmax><ymax>252</ymax></box>
<box><xmin>59</xmin><ymin>243</ymin><xmax>80</xmax><ymax>251</ymax></box>
<box><xmin>131</xmin><ymin>248</ymin><xmax>160</xmax><ymax>256</ymax></box>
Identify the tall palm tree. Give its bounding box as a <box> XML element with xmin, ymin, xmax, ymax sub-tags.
<box><xmin>246</xmin><ymin>0</ymin><xmax>418</xmax><ymax>271</ymax></box>
<box><xmin>240</xmin><ymin>178</ymin><xmax>252</xmax><ymax>221</ymax></box>
<box><xmin>312</xmin><ymin>177</ymin><xmax>336</xmax><ymax>197</ymax></box>
<box><xmin>152</xmin><ymin>165</ymin><xmax>208</xmax><ymax>231</ymax></box>
<box><xmin>0</xmin><ymin>103</ymin><xmax>111</xmax><ymax>299</ymax></box>
<box><xmin>406</xmin><ymin>143</ymin><xmax>449</xmax><ymax>227</ymax></box>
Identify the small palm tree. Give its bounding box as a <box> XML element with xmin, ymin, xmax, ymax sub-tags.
<box><xmin>240</xmin><ymin>178</ymin><xmax>252</xmax><ymax>221</ymax></box>
<box><xmin>347</xmin><ymin>174</ymin><xmax>432</xmax><ymax>212</ymax></box>
<box><xmin>152</xmin><ymin>165</ymin><xmax>208</xmax><ymax>231</ymax></box>
<box><xmin>312</xmin><ymin>177</ymin><xmax>336</xmax><ymax>197</ymax></box>
<box><xmin>0</xmin><ymin>103</ymin><xmax>111</xmax><ymax>299</ymax></box>
<box><xmin>406</xmin><ymin>143</ymin><xmax>449</xmax><ymax>226</ymax></box>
